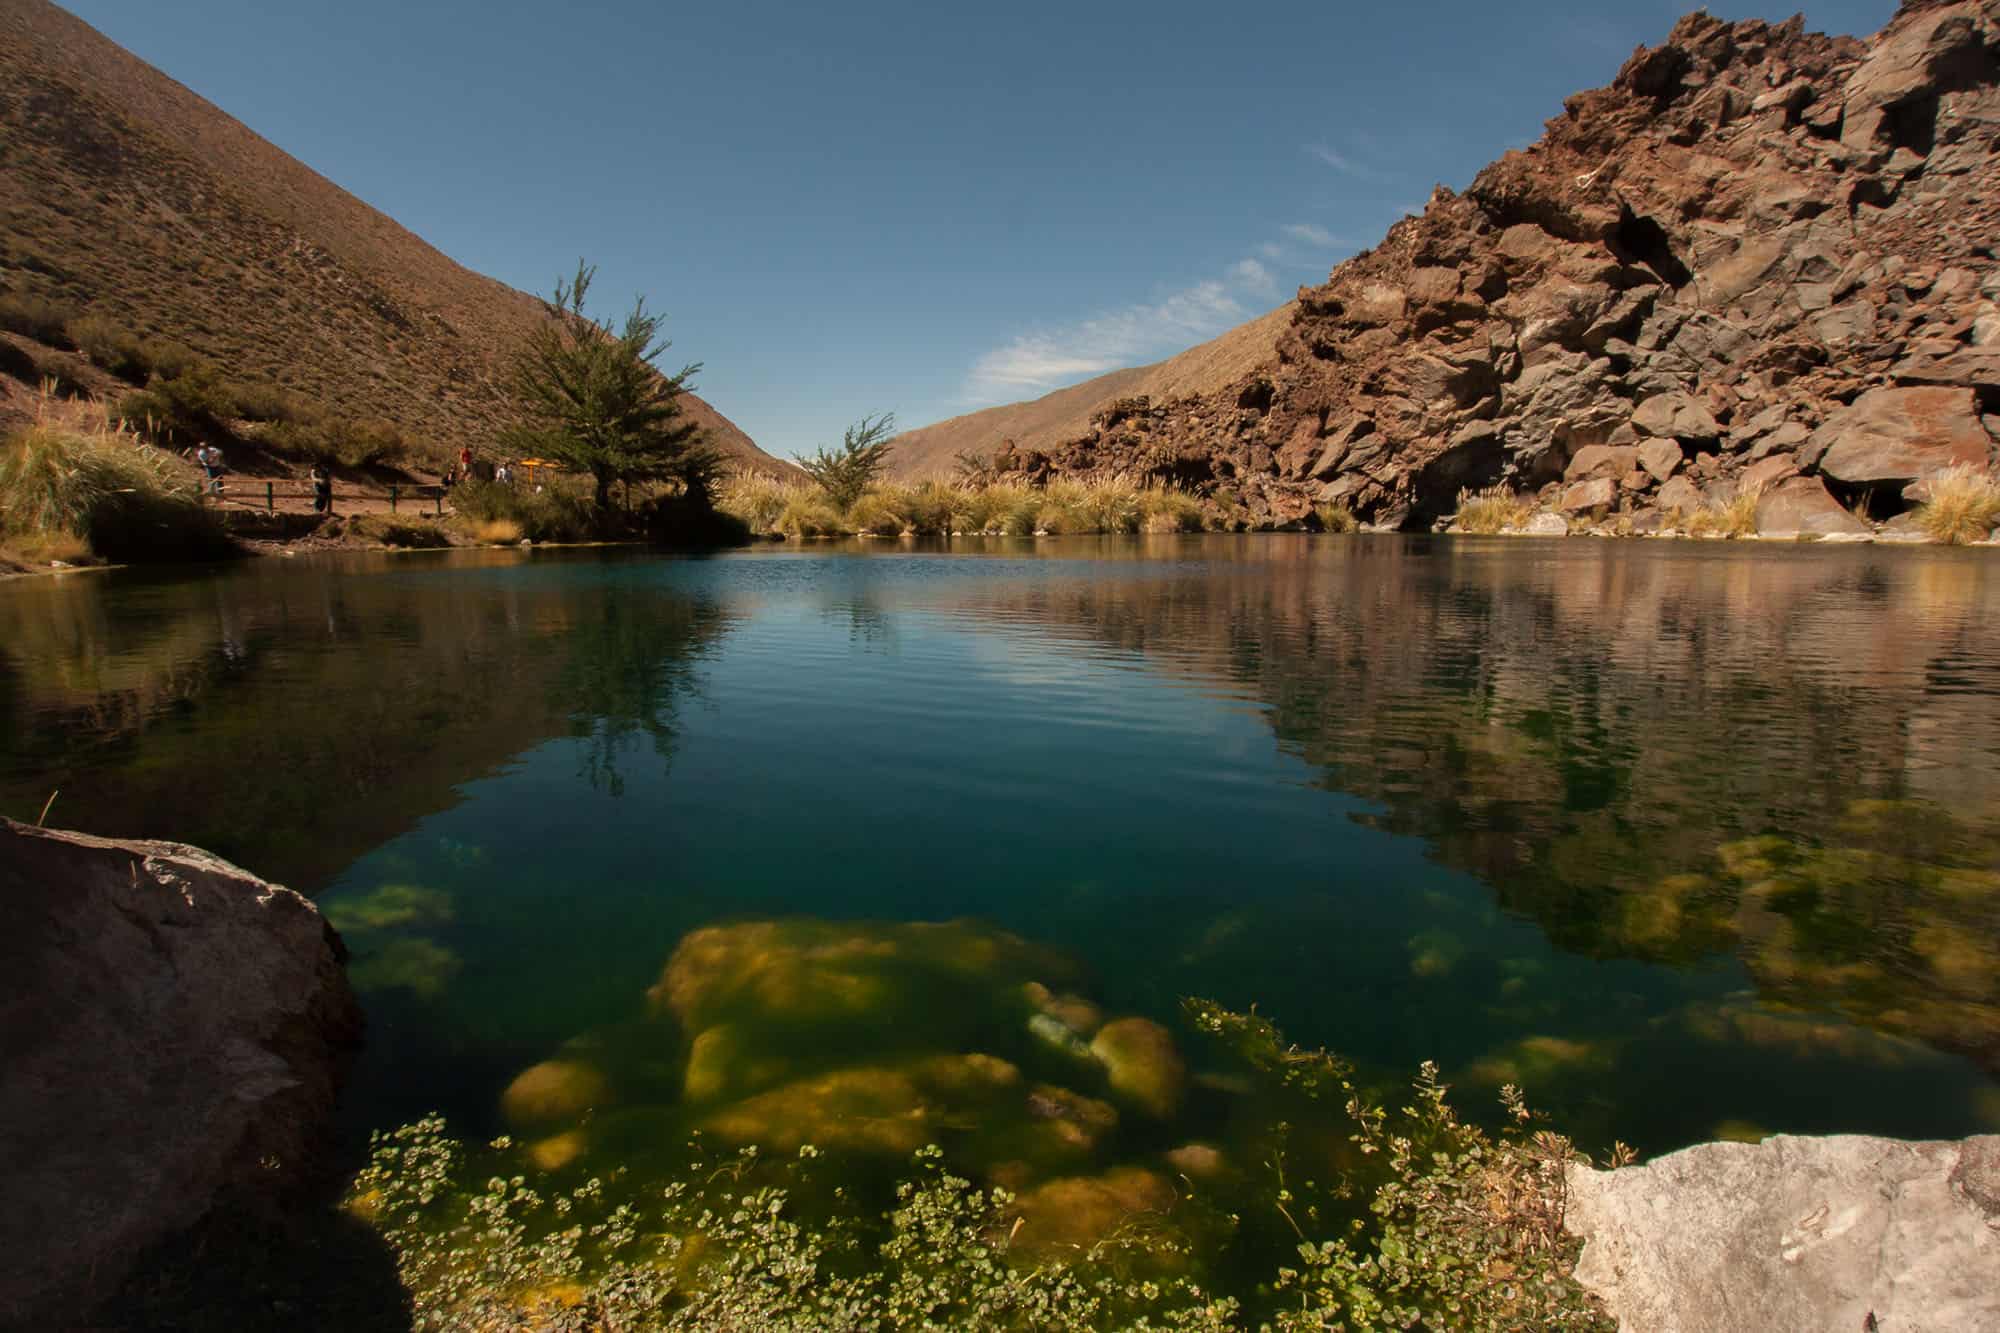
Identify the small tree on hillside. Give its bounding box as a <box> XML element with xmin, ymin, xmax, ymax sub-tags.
<box><xmin>801</xmin><ymin>413</ymin><xmax>897</xmax><ymax>510</ymax></box>
<box><xmin>505</xmin><ymin>262</ymin><xmax>717</xmax><ymax>513</ymax></box>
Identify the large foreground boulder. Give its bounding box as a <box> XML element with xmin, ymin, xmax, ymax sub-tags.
<box><xmin>1566</xmin><ymin>1134</ymin><xmax>2000</xmax><ymax>1332</ymax></box>
<box><xmin>0</xmin><ymin>820</ymin><xmax>361</xmax><ymax>1325</ymax></box>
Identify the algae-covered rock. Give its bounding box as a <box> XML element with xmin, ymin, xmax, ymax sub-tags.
<box><xmin>1022</xmin><ymin>1084</ymin><xmax>1119</xmax><ymax>1153</ymax></box>
<box><xmin>681</xmin><ymin>1023</ymin><xmax>793</xmax><ymax>1105</ymax></box>
<box><xmin>501</xmin><ymin>1060</ymin><xmax>610</xmax><ymax>1129</ymax></box>
<box><xmin>1090</xmin><ymin>1017</ymin><xmax>1188</xmax><ymax>1118</ymax></box>
<box><xmin>321</xmin><ymin>882</ymin><xmax>453</xmax><ymax>933</ymax></box>
<box><xmin>528</xmin><ymin>1129</ymin><xmax>588</xmax><ymax>1171</ymax></box>
<box><xmin>1023</xmin><ymin>981</ymin><xmax>1103</xmax><ymax>1037</ymax></box>
<box><xmin>1006</xmin><ymin>1166</ymin><xmax>1179</xmax><ymax>1256</ymax></box>
<box><xmin>703</xmin><ymin>1066</ymin><xmax>932</xmax><ymax>1155</ymax></box>
<box><xmin>1028</xmin><ymin>1012</ymin><xmax>1093</xmax><ymax>1060</ymax></box>
<box><xmin>1164</xmin><ymin>1143</ymin><xmax>1227</xmax><ymax>1180</ymax></box>
<box><xmin>650</xmin><ymin>918</ymin><xmax>1069</xmax><ymax>1042</ymax></box>
<box><xmin>348</xmin><ymin>936</ymin><xmax>462</xmax><ymax>998</ymax></box>
<box><xmin>701</xmin><ymin>1052</ymin><xmax>1028</xmax><ymax>1156</ymax></box>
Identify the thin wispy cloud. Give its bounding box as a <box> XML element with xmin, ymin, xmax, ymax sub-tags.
<box><xmin>1230</xmin><ymin>257</ymin><xmax>1277</xmax><ymax>296</ymax></box>
<box><xmin>966</xmin><ymin>278</ymin><xmax>1252</xmax><ymax>402</ymax></box>
<box><xmin>1281</xmin><ymin>222</ymin><xmax>1340</xmax><ymax>248</ymax></box>
<box><xmin>1306</xmin><ymin>142</ymin><xmax>1395</xmax><ymax>183</ymax></box>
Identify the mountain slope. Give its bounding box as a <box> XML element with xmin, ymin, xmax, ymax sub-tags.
<box><xmin>989</xmin><ymin>1</ymin><xmax>2000</xmax><ymax>533</ymax></box>
<box><xmin>887</xmin><ymin>303</ymin><xmax>1293</xmax><ymax>479</ymax></box>
<box><xmin>0</xmin><ymin>0</ymin><xmax>797</xmax><ymax>478</ymax></box>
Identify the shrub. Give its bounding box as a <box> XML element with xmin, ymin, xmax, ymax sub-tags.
<box><xmin>450</xmin><ymin>476</ymin><xmax>593</xmax><ymax>543</ymax></box>
<box><xmin>66</xmin><ymin>314</ymin><xmax>151</xmax><ymax>382</ymax></box>
<box><xmin>0</xmin><ymin>421</ymin><xmax>228</xmax><ymax>562</ymax></box>
<box><xmin>256</xmin><ymin>416</ymin><xmax>405</xmax><ymax>468</ymax></box>
<box><xmin>227</xmin><ymin>381</ymin><xmax>316</xmax><ymax>425</ymax></box>
<box><xmin>1455</xmin><ymin>486</ymin><xmax>1532</xmax><ymax>534</ymax></box>
<box><xmin>801</xmin><ymin>413</ymin><xmax>898</xmax><ymax>510</ymax></box>
<box><xmin>0</xmin><ymin>293</ymin><xmax>76</xmax><ymax>347</ymax></box>
<box><xmin>1912</xmin><ymin>464</ymin><xmax>2000</xmax><ymax>544</ymax></box>
<box><xmin>118</xmin><ymin>361</ymin><xmax>235</xmax><ymax>444</ymax></box>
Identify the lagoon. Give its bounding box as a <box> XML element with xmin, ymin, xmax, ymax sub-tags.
<box><xmin>4</xmin><ymin>536</ymin><xmax>1997</xmax><ymax>1179</ymax></box>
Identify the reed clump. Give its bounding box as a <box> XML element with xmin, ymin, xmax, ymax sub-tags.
<box><xmin>1454</xmin><ymin>486</ymin><xmax>1532</xmax><ymax>535</ymax></box>
<box><xmin>719</xmin><ymin>473</ymin><xmax>1207</xmax><ymax>538</ymax></box>
<box><xmin>1680</xmin><ymin>483</ymin><xmax>1762</xmax><ymax>539</ymax></box>
<box><xmin>1912</xmin><ymin>464</ymin><xmax>2000</xmax><ymax>545</ymax></box>
<box><xmin>0</xmin><ymin>411</ymin><xmax>227</xmax><ymax>563</ymax></box>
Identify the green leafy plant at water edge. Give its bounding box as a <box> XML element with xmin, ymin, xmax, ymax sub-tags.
<box><xmin>343</xmin><ymin>1004</ymin><xmax>1614</xmax><ymax>1331</ymax></box>
<box><xmin>449</xmin><ymin>476</ymin><xmax>594</xmax><ymax>543</ymax></box>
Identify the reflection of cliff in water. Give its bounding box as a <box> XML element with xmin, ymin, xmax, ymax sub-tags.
<box><xmin>0</xmin><ymin>551</ymin><xmax>736</xmax><ymax>891</ymax></box>
<box><xmin>940</xmin><ymin>537</ymin><xmax>2000</xmax><ymax>1073</ymax></box>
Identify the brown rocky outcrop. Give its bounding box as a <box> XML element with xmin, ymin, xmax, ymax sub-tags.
<box><xmin>994</xmin><ymin>1</ymin><xmax>2000</xmax><ymax>531</ymax></box>
<box><xmin>0</xmin><ymin>819</ymin><xmax>361</xmax><ymax>1325</ymax></box>
<box><xmin>1566</xmin><ymin>1134</ymin><xmax>2000</xmax><ymax>1332</ymax></box>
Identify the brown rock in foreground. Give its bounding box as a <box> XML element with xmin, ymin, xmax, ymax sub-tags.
<box><xmin>1566</xmin><ymin>1134</ymin><xmax>2000</xmax><ymax>1332</ymax></box>
<box><xmin>990</xmin><ymin>1</ymin><xmax>2000</xmax><ymax>533</ymax></box>
<box><xmin>0</xmin><ymin>818</ymin><xmax>361</xmax><ymax>1326</ymax></box>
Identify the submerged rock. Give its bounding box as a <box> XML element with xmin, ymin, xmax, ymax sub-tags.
<box><xmin>0</xmin><ymin>820</ymin><xmax>360</xmax><ymax>1325</ymax></box>
<box><xmin>501</xmin><ymin>1060</ymin><xmax>611</xmax><ymax>1130</ymax></box>
<box><xmin>1090</xmin><ymin>1017</ymin><xmax>1189</xmax><ymax>1119</ymax></box>
<box><xmin>1567</xmin><ymin>1134</ymin><xmax>2000</xmax><ymax>1333</ymax></box>
<box><xmin>1006</xmin><ymin>1166</ymin><xmax>1179</xmax><ymax>1257</ymax></box>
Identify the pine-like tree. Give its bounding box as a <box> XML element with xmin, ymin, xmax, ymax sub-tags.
<box><xmin>800</xmin><ymin>414</ymin><xmax>898</xmax><ymax>511</ymax></box>
<box><xmin>505</xmin><ymin>262</ymin><xmax>718</xmax><ymax>513</ymax></box>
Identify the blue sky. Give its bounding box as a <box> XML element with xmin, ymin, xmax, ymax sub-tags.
<box><xmin>63</xmin><ymin>0</ymin><xmax>1893</xmax><ymax>458</ymax></box>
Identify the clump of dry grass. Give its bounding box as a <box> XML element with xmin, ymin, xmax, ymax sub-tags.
<box><xmin>0</xmin><ymin>402</ymin><xmax>227</xmax><ymax>562</ymax></box>
<box><xmin>1682</xmin><ymin>482</ymin><xmax>1763</xmax><ymax>538</ymax></box>
<box><xmin>1454</xmin><ymin>486</ymin><xmax>1532</xmax><ymax>535</ymax></box>
<box><xmin>1315</xmin><ymin>502</ymin><xmax>1358</xmax><ymax>533</ymax></box>
<box><xmin>1912</xmin><ymin>464</ymin><xmax>2000</xmax><ymax>545</ymax></box>
<box><xmin>718</xmin><ymin>472</ymin><xmax>1207</xmax><ymax>539</ymax></box>
<box><xmin>470</xmin><ymin>517</ymin><xmax>523</xmax><ymax>545</ymax></box>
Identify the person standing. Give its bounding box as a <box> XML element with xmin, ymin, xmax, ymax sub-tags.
<box><xmin>198</xmin><ymin>443</ymin><xmax>225</xmax><ymax>498</ymax></box>
<box><xmin>311</xmin><ymin>463</ymin><xmax>333</xmax><ymax>515</ymax></box>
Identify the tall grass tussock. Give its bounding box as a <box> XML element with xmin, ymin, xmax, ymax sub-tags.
<box><xmin>721</xmin><ymin>473</ymin><xmax>1206</xmax><ymax>538</ymax></box>
<box><xmin>1913</xmin><ymin>464</ymin><xmax>2000</xmax><ymax>544</ymax></box>
<box><xmin>0</xmin><ymin>409</ymin><xmax>227</xmax><ymax>563</ymax></box>
<box><xmin>1678</xmin><ymin>482</ymin><xmax>1763</xmax><ymax>538</ymax></box>
<box><xmin>1453</xmin><ymin>486</ymin><xmax>1533</xmax><ymax>534</ymax></box>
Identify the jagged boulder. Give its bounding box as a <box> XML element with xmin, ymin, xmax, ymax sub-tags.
<box><xmin>1567</xmin><ymin>1134</ymin><xmax>2000</xmax><ymax>1333</ymax></box>
<box><xmin>1755</xmin><ymin>476</ymin><xmax>1873</xmax><ymax>538</ymax></box>
<box><xmin>1807</xmin><ymin>385</ymin><xmax>1994</xmax><ymax>484</ymax></box>
<box><xmin>0</xmin><ymin>820</ymin><xmax>361</xmax><ymax>1325</ymax></box>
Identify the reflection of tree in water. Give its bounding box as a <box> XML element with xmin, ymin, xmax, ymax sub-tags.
<box><xmin>558</xmin><ymin>592</ymin><xmax>731</xmax><ymax>796</ymax></box>
<box><xmin>826</xmin><ymin>596</ymin><xmax>894</xmax><ymax>650</ymax></box>
<box><xmin>956</xmin><ymin>542</ymin><xmax>2000</xmax><ymax>1072</ymax></box>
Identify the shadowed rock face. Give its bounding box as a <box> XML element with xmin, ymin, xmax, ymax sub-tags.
<box><xmin>1566</xmin><ymin>1133</ymin><xmax>2000</xmax><ymax>1332</ymax></box>
<box><xmin>0</xmin><ymin>819</ymin><xmax>361</xmax><ymax>1326</ymax></box>
<box><xmin>994</xmin><ymin>1</ymin><xmax>2000</xmax><ymax>531</ymax></box>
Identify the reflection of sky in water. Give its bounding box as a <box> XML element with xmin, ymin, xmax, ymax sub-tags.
<box><xmin>3</xmin><ymin>539</ymin><xmax>1997</xmax><ymax>1163</ymax></box>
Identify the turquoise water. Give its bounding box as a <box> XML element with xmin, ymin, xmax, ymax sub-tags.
<box><xmin>4</xmin><ymin>537</ymin><xmax>1998</xmax><ymax>1173</ymax></box>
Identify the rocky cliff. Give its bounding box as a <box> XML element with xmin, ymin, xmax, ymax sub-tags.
<box><xmin>997</xmin><ymin>1</ymin><xmax>2000</xmax><ymax>534</ymax></box>
<box><xmin>0</xmin><ymin>818</ymin><xmax>361</xmax><ymax>1325</ymax></box>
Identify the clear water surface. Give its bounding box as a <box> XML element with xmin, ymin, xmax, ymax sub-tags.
<box><xmin>4</xmin><ymin>536</ymin><xmax>1997</xmax><ymax>1180</ymax></box>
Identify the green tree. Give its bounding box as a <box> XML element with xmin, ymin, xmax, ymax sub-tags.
<box><xmin>800</xmin><ymin>413</ymin><xmax>897</xmax><ymax>511</ymax></box>
<box><xmin>505</xmin><ymin>262</ymin><xmax>717</xmax><ymax>513</ymax></box>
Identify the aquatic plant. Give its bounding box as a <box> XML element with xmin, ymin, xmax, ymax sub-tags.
<box><xmin>1453</xmin><ymin>486</ymin><xmax>1532</xmax><ymax>535</ymax></box>
<box><xmin>1912</xmin><ymin>464</ymin><xmax>2000</xmax><ymax>545</ymax></box>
